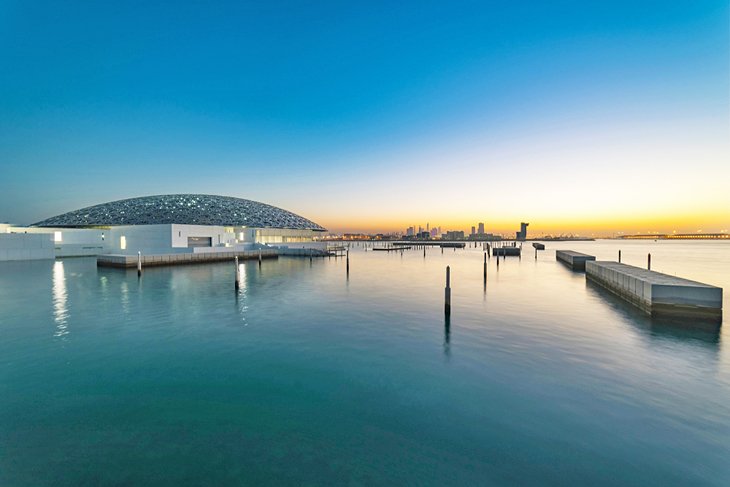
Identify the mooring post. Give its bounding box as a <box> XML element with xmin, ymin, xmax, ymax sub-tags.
<box><xmin>258</xmin><ymin>249</ymin><xmax>262</xmax><ymax>268</ymax></box>
<box><xmin>234</xmin><ymin>256</ymin><xmax>240</xmax><ymax>290</ymax></box>
<box><xmin>346</xmin><ymin>249</ymin><xmax>350</xmax><ymax>273</ymax></box>
<box><xmin>137</xmin><ymin>251</ymin><xmax>142</xmax><ymax>277</ymax></box>
<box><xmin>535</xmin><ymin>248</ymin><xmax>538</xmax><ymax>260</ymax></box>
<box><xmin>441</xmin><ymin>247</ymin><xmax>443</xmax><ymax>254</ymax></box>
<box><xmin>445</xmin><ymin>266</ymin><xmax>451</xmax><ymax>316</ymax></box>
<box><xmin>310</xmin><ymin>250</ymin><xmax>313</xmax><ymax>264</ymax></box>
<box><xmin>618</xmin><ymin>250</ymin><xmax>621</xmax><ymax>263</ymax></box>
<box><xmin>423</xmin><ymin>246</ymin><xmax>426</xmax><ymax>258</ymax></box>
<box><xmin>647</xmin><ymin>253</ymin><xmax>651</xmax><ymax>271</ymax></box>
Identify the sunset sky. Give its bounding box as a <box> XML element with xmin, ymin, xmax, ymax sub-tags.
<box><xmin>1</xmin><ymin>1</ymin><xmax>728</xmax><ymax>235</ymax></box>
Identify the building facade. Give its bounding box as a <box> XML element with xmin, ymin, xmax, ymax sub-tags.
<box><xmin>1</xmin><ymin>194</ymin><xmax>326</xmax><ymax>261</ymax></box>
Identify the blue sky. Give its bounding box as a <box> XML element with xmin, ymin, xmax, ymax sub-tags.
<box><xmin>1</xmin><ymin>1</ymin><xmax>728</xmax><ymax>233</ymax></box>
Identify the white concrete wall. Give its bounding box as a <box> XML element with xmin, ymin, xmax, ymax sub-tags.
<box><xmin>2</xmin><ymin>226</ymin><xmax>107</xmax><ymax>257</ymax></box>
<box><xmin>0</xmin><ymin>233</ymin><xmax>55</xmax><ymax>261</ymax></box>
<box><xmin>170</xmin><ymin>224</ymin><xmax>236</xmax><ymax>248</ymax></box>
<box><xmin>106</xmin><ymin>224</ymin><xmax>177</xmax><ymax>255</ymax></box>
<box><xmin>1</xmin><ymin>223</ymin><xmax>323</xmax><ymax>258</ymax></box>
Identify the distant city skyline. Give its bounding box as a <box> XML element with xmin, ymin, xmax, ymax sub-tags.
<box><xmin>1</xmin><ymin>1</ymin><xmax>728</xmax><ymax>234</ymax></box>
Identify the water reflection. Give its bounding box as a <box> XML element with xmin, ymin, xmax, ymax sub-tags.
<box><xmin>585</xmin><ymin>280</ymin><xmax>721</xmax><ymax>349</ymax></box>
<box><xmin>120</xmin><ymin>280</ymin><xmax>130</xmax><ymax>314</ymax></box>
<box><xmin>236</xmin><ymin>261</ymin><xmax>248</xmax><ymax>325</ymax></box>
<box><xmin>52</xmin><ymin>260</ymin><xmax>69</xmax><ymax>338</ymax></box>
<box><xmin>444</xmin><ymin>315</ymin><xmax>451</xmax><ymax>358</ymax></box>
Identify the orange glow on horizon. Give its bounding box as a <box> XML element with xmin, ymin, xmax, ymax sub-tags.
<box><xmin>318</xmin><ymin>209</ymin><xmax>730</xmax><ymax>236</ymax></box>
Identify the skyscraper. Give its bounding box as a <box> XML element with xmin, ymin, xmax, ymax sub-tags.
<box><xmin>516</xmin><ymin>222</ymin><xmax>529</xmax><ymax>241</ymax></box>
<box><xmin>478</xmin><ymin>222</ymin><xmax>485</xmax><ymax>234</ymax></box>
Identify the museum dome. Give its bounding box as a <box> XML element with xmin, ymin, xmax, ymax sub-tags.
<box><xmin>33</xmin><ymin>194</ymin><xmax>326</xmax><ymax>231</ymax></box>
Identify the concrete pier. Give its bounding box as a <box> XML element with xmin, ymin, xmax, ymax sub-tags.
<box><xmin>372</xmin><ymin>246</ymin><xmax>411</xmax><ymax>252</ymax></box>
<box><xmin>98</xmin><ymin>249</ymin><xmax>278</xmax><ymax>268</ymax></box>
<box><xmin>493</xmin><ymin>247</ymin><xmax>521</xmax><ymax>257</ymax></box>
<box><xmin>440</xmin><ymin>242</ymin><xmax>466</xmax><ymax>249</ymax></box>
<box><xmin>586</xmin><ymin>261</ymin><xmax>722</xmax><ymax>319</ymax></box>
<box><xmin>556</xmin><ymin>250</ymin><xmax>595</xmax><ymax>271</ymax></box>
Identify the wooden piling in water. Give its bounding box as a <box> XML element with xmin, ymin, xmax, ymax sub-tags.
<box><xmin>234</xmin><ymin>256</ymin><xmax>240</xmax><ymax>290</ymax></box>
<box><xmin>647</xmin><ymin>253</ymin><xmax>651</xmax><ymax>271</ymax></box>
<box><xmin>137</xmin><ymin>251</ymin><xmax>142</xmax><ymax>277</ymax></box>
<box><xmin>618</xmin><ymin>250</ymin><xmax>621</xmax><ymax>263</ymax></box>
<box><xmin>346</xmin><ymin>249</ymin><xmax>350</xmax><ymax>273</ymax></box>
<box><xmin>445</xmin><ymin>266</ymin><xmax>451</xmax><ymax>316</ymax></box>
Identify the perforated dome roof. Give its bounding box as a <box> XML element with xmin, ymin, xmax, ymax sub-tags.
<box><xmin>33</xmin><ymin>194</ymin><xmax>326</xmax><ymax>231</ymax></box>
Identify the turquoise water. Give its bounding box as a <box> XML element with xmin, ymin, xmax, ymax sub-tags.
<box><xmin>1</xmin><ymin>240</ymin><xmax>729</xmax><ymax>486</ymax></box>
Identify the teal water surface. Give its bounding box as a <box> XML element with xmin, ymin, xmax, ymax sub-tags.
<box><xmin>1</xmin><ymin>240</ymin><xmax>729</xmax><ymax>486</ymax></box>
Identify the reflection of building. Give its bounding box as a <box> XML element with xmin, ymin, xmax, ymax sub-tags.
<box><xmin>516</xmin><ymin>222</ymin><xmax>529</xmax><ymax>241</ymax></box>
<box><xmin>1</xmin><ymin>194</ymin><xmax>326</xmax><ymax>260</ymax></box>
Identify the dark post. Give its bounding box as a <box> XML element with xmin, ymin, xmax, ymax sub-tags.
<box><xmin>618</xmin><ymin>250</ymin><xmax>621</xmax><ymax>263</ymax></box>
<box><xmin>137</xmin><ymin>251</ymin><xmax>142</xmax><ymax>277</ymax></box>
<box><xmin>647</xmin><ymin>253</ymin><xmax>651</xmax><ymax>271</ymax></box>
<box><xmin>234</xmin><ymin>256</ymin><xmax>240</xmax><ymax>290</ymax></box>
<box><xmin>346</xmin><ymin>249</ymin><xmax>350</xmax><ymax>273</ymax></box>
<box><xmin>445</xmin><ymin>266</ymin><xmax>451</xmax><ymax>316</ymax></box>
<box><xmin>258</xmin><ymin>249</ymin><xmax>262</xmax><ymax>268</ymax></box>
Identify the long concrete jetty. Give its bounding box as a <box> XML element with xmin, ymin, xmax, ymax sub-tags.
<box><xmin>586</xmin><ymin>261</ymin><xmax>722</xmax><ymax>319</ymax></box>
<box><xmin>97</xmin><ymin>249</ymin><xmax>278</xmax><ymax>268</ymax></box>
<box><xmin>493</xmin><ymin>247</ymin><xmax>521</xmax><ymax>256</ymax></box>
<box><xmin>372</xmin><ymin>246</ymin><xmax>411</xmax><ymax>252</ymax></box>
<box><xmin>556</xmin><ymin>250</ymin><xmax>595</xmax><ymax>271</ymax></box>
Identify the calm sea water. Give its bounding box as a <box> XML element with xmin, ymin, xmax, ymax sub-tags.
<box><xmin>1</xmin><ymin>240</ymin><xmax>729</xmax><ymax>486</ymax></box>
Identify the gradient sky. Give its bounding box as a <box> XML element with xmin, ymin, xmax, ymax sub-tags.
<box><xmin>1</xmin><ymin>0</ymin><xmax>728</xmax><ymax>235</ymax></box>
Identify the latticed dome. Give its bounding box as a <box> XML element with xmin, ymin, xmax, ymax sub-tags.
<box><xmin>33</xmin><ymin>194</ymin><xmax>326</xmax><ymax>231</ymax></box>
